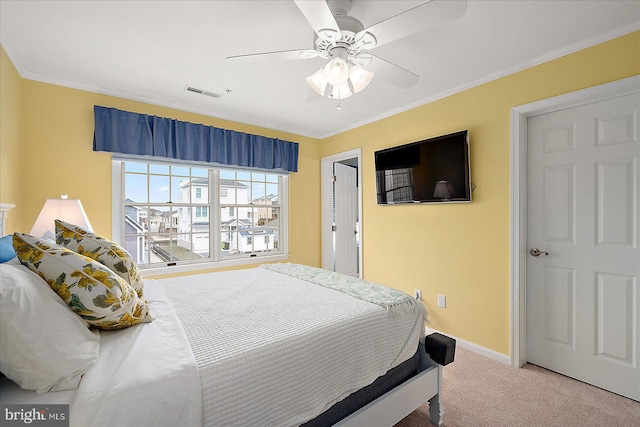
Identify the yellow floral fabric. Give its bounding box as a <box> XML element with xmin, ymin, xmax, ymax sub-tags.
<box><xmin>55</xmin><ymin>219</ymin><xmax>144</xmax><ymax>298</ymax></box>
<box><xmin>13</xmin><ymin>233</ymin><xmax>152</xmax><ymax>330</ymax></box>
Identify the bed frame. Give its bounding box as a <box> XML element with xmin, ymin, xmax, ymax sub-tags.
<box><xmin>0</xmin><ymin>203</ymin><xmax>15</xmax><ymax>235</ymax></box>
<box><xmin>1</xmin><ymin>207</ymin><xmax>446</xmax><ymax>426</ymax></box>
<box><xmin>336</xmin><ymin>344</ymin><xmax>443</xmax><ymax>426</ymax></box>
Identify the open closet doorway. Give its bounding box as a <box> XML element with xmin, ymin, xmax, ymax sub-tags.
<box><xmin>321</xmin><ymin>149</ymin><xmax>362</xmax><ymax>278</ymax></box>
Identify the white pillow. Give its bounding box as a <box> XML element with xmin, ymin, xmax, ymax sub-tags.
<box><xmin>0</xmin><ymin>263</ymin><xmax>100</xmax><ymax>393</ymax></box>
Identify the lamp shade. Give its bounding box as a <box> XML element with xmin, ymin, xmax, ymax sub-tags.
<box><xmin>323</xmin><ymin>57</ymin><xmax>350</xmax><ymax>86</ymax></box>
<box><xmin>305</xmin><ymin>68</ymin><xmax>328</xmax><ymax>96</ymax></box>
<box><xmin>305</xmin><ymin>59</ymin><xmax>375</xmax><ymax>99</ymax></box>
<box><xmin>433</xmin><ymin>181</ymin><xmax>456</xmax><ymax>200</ymax></box>
<box><xmin>349</xmin><ymin>64</ymin><xmax>374</xmax><ymax>93</ymax></box>
<box><xmin>30</xmin><ymin>198</ymin><xmax>93</xmax><ymax>238</ymax></box>
<box><xmin>330</xmin><ymin>82</ymin><xmax>353</xmax><ymax>100</ymax></box>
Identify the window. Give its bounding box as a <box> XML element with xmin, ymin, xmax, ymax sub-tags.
<box><xmin>219</xmin><ymin>170</ymin><xmax>282</xmax><ymax>259</ymax></box>
<box><xmin>114</xmin><ymin>159</ymin><xmax>287</xmax><ymax>271</ymax></box>
<box><xmin>195</xmin><ymin>207</ymin><xmax>208</xmax><ymax>218</ymax></box>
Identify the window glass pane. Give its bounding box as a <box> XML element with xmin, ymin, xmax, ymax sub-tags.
<box><xmin>220</xmin><ymin>170</ymin><xmax>235</xmax><ymax>180</ymax></box>
<box><xmin>178</xmin><ymin>178</ymin><xmax>208</xmax><ymax>204</ymax></box>
<box><xmin>238</xmin><ymin>207</ymin><xmax>252</xmax><ymax>222</ymax></box>
<box><xmin>268</xmin><ymin>207</ymin><xmax>280</xmax><ymax>225</ymax></box>
<box><xmin>266</xmin><ymin>183</ymin><xmax>279</xmax><ymax>201</ymax></box>
<box><xmin>238</xmin><ymin>228</ymin><xmax>252</xmax><ymax>254</ymax></box>
<box><xmin>177</xmin><ymin>206</ymin><xmax>192</xmax><ymax>231</ymax></box>
<box><xmin>125</xmin><ymin>174</ymin><xmax>147</xmax><ymax>203</ymax></box>
<box><xmin>239</xmin><ymin>181</ymin><xmax>251</xmax><ymax>202</ymax></box>
<box><xmin>266</xmin><ymin>174</ymin><xmax>278</xmax><ymax>183</ymax></box>
<box><xmin>235</xmin><ymin>182</ymin><xmax>247</xmax><ymax>204</ymax></box>
<box><xmin>146</xmin><ymin>206</ymin><xmax>171</xmax><ymax>232</ymax></box>
<box><xmin>172</xmin><ymin>177</ymin><xmax>187</xmax><ymax>203</ymax></box>
<box><xmin>252</xmin><ymin>182</ymin><xmax>266</xmax><ymax>204</ymax></box>
<box><xmin>220</xmin><ymin>181</ymin><xmax>234</xmax><ymax>203</ymax></box>
<box><xmin>220</xmin><ymin>208</ymin><xmax>230</xmax><ymax>222</ymax></box>
<box><xmin>149</xmin><ymin>164</ymin><xmax>169</xmax><ymax>175</ymax></box>
<box><xmin>125</xmin><ymin>162</ymin><xmax>147</xmax><ymax>173</ymax></box>
<box><xmin>251</xmin><ymin>173</ymin><xmax>265</xmax><ymax>181</ymax></box>
<box><xmin>192</xmin><ymin>168</ymin><xmax>208</xmax><ymax>178</ymax></box>
<box><xmin>175</xmin><ymin>232</ymin><xmax>194</xmax><ymax>260</ymax></box>
<box><xmin>148</xmin><ymin>233</ymin><xmax>172</xmax><ymax>263</ymax></box>
<box><xmin>237</xmin><ymin>171</ymin><xmax>251</xmax><ymax>181</ymax></box>
<box><xmin>172</xmin><ymin>232</ymin><xmax>207</xmax><ymax>261</ymax></box>
<box><xmin>123</xmin><ymin>233</ymin><xmax>147</xmax><ymax>265</ymax></box>
<box><xmin>149</xmin><ymin>176</ymin><xmax>170</xmax><ymax>203</ymax></box>
<box><xmin>191</xmin><ymin>233</ymin><xmax>211</xmax><ymax>259</ymax></box>
<box><xmin>220</xmin><ymin>228</ymin><xmax>237</xmax><ymax>258</ymax></box>
<box><xmin>171</xmin><ymin>166</ymin><xmax>190</xmax><ymax>177</ymax></box>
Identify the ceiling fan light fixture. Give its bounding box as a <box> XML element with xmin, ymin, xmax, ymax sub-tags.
<box><xmin>323</xmin><ymin>57</ymin><xmax>350</xmax><ymax>86</ymax></box>
<box><xmin>349</xmin><ymin>64</ymin><xmax>374</xmax><ymax>93</ymax></box>
<box><xmin>305</xmin><ymin>68</ymin><xmax>328</xmax><ymax>96</ymax></box>
<box><xmin>329</xmin><ymin>82</ymin><xmax>352</xmax><ymax>100</ymax></box>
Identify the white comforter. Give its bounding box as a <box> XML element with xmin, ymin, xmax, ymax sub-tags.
<box><xmin>1</xmin><ymin>266</ymin><xmax>424</xmax><ymax>427</ymax></box>
<box><xmin>158</xmin><ymin>267</ymin><xmax>424</xmax><ymax>427</ymax></box>
<box><xmin>70</xmin><ymin>280</ymin><xmax>202</xmax><ymax>427</ymax></box>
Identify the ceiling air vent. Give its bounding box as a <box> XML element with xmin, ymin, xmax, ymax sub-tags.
<box><xmin>185</xmin><ymin>85</ymin><xmax>222</xmax><ymax>98</ymax></box>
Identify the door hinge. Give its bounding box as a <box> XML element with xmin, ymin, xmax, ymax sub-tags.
<box><xmin>332</xmin><ymin>225</ymin><xmax>337</xmax><ymax>232</ymax></box>
<box><xmin>331</xmin><ymin>175</ymin><xmax>337</xmax><ymax>182</ymax></box>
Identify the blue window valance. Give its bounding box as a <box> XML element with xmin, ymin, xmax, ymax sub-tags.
<box><xmin>93</xmin><ymin>106</ymin><xmax>299</xmax><ymax>172</ymax></box>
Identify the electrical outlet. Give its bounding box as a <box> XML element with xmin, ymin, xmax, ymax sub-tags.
<box><xmin>414</xmin><ymin>289</ymin><xmax>422</xmax><ymax>300</ymax></box>
<box><xmin>438</xmin><ymin>295</ymin><xmax>446</xmax><ymax>308</ymax></box>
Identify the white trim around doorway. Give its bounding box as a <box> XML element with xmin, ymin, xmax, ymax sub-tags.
<box><xmin>321</xmin><ymin>148</ymin><xmax>363</xmax><ymax>278</ymax></box>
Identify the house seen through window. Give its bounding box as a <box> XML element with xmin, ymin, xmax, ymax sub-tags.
<box><xmin>117</xmin><ymin>160</ymin><xmax>285</xmax><ymax>268</ymax></box>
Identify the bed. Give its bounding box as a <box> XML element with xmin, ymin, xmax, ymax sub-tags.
<box><xmin>1</xmin><ymin>250</ymin><xmax>446</xmax><ymax>426</ymax></box>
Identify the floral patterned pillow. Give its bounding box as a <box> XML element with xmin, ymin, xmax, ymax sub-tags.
<box><xmin>55</xmin><ymin>219</ymin><xmax>144</xmax><ymax>298</ymax></box>
<box><xmin>13</xmin><ymin>233</ymin><xmax>152</xmax><ymax>330</ymax></box>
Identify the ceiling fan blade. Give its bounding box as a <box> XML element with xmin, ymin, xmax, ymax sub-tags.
<box><xmin>357</xmin><ymin>0</ymin><xmax>467</xmax><ymax>49</ymax></box>
<box><xmin>226</xmin><ymin>49</ymin><xmax>317</xmax><ymax>61</ymax></box>
<box><xmin>365</xmin><ymin>54</ymin><xmax>419</xmax><ymax>89</ymax></box>
<box><xmin>293</xmin><ymin>0</ymin><xmax>342</xmax><ymax>41</ymax></box>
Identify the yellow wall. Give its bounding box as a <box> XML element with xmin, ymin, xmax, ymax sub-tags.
<box><xmin>0</xmin><ymin>48</ymin><xmax>322</xmax><ymax>270</ymax></box>
<box><xmin>0</xmin><ymin>46</ymin><xmax>22</xmax><ymax>231</ymax></box>
<box><xmin>1</xmin><ymin>31</ymin><xmax>638</xmax><ymax>355</ymax></box>
<box><xmin>321</xmin><ymin>32</ymin><xmax>640</xmax><ymax>354</ymax></box>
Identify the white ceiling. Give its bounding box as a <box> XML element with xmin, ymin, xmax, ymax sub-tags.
<box><xmin>1</xmin><ymin>1</ymin><xmax>639</xmax><ymax>139</ymax></box>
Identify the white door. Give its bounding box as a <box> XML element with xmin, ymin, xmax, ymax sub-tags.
<box><xmin>334</xmin><ymin>162</ymin><xmax>358</xmax><ymax>277</ymax></box>
<box><xmin>526</xmin><ymin>92</ymin><xmax>640</xmax><ymax>400</ymax></box>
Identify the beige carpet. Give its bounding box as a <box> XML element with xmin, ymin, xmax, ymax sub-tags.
<box><xmin>394</xmin><ymin>347</ymin><xmax>640</xmax><ymax>427</ymax></box>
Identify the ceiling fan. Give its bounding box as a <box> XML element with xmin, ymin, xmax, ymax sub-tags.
<box><xmin>226</xmin><ymin>0</ymin><xmax>468</xmax><ymax>100</ymax></box>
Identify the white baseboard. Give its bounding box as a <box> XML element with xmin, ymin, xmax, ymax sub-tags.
<box><xmin>425</xmin><ymin>328</ymin><xmax>511</xmax><ymax>366</ymax></box>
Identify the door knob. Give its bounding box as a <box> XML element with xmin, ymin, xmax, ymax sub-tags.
<box><xmin>529</xmin><ymin>248</ymin><xmax>549</xmax><ymax>257</ymax></box>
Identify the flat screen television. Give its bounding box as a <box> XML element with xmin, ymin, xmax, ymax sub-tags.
<box><xmin>374</xmin><ymin>130</ymin><xmax>471</xmax><ymax>204</ymax></box>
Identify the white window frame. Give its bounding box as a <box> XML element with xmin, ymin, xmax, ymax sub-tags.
<box><xmin>112</xmin><ymin>157</ymin><xmax>289</xmax><ymax>277</ymax></box>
